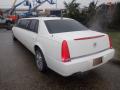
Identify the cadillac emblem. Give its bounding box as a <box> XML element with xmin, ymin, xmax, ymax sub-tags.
<box><xmin>93</xmin><ymin>42</ymin><xmax>97</xmax><ymax>47</ymax></box>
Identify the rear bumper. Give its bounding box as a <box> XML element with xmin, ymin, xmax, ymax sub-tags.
<box><xmin>51</xmin><ymin>49</ymin><xmax>115</xmax><ymax>76</ymax></box>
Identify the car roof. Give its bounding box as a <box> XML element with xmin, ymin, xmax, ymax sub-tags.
<box><xmin>20</xmin><ymin>17</ymin><xmax>71</xmax><ymax>21</ymax></box>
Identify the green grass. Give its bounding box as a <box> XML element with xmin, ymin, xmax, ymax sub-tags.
<box><xmin>107</xmin><ymin>31</ymin><xmax>120</xmax><ymax>60</ymax></box>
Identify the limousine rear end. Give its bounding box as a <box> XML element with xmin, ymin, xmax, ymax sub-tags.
<box><xmin>12</xmin><ymin>17</ymin><xmax>115</xmax><ymax>76</ymax></box>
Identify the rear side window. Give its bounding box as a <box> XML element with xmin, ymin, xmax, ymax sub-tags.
<box><xmin>28</xmin><ymin>19</ymin><xmax>39</xmax><ymax>33</ymax></box>
<box><xmin>17</xmin><ymin>19</ymin><xmax>30</xmax><ymax>29</ymax></box>
<box><xmin>16</xmin><ymin>19</ymin><xmax>39</xmax><ymax>33</ymax></box>
<box><xmin>45</xmin><ymin>20</ymin><xmax>88</xmax><ymax>34</ymax></box>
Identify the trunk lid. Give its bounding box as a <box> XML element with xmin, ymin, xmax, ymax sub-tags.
<box><xmin>53</xmin><ymin>30</ymin><xmax>110</xmax><ymax>59</ymax></box>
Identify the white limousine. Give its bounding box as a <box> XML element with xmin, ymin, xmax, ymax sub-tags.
<box><xmin>12</xmin><ymin>17</ymin><xmax>115</xmax><ymax>76</ymax></box>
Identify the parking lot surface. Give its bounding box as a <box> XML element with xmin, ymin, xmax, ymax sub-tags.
<box><xmin>0</xmin><ymin>29</ymin><xmax>120</xmax><ymax>90</ymax></box>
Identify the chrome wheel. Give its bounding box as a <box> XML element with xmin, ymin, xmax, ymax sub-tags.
<box><xmin>36</xmin><ymin>51</ymin><xmax>43</xmax><ymax>71</ymax></box>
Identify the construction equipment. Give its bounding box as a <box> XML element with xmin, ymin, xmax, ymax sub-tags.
<box><xmin>31</xmin><ymin>0</ymin><xmax>55</xmax><ymax>12</ymax></box>
<box><xmin>7</xmin><ymin>0</ymin><xmax>56</xmax><ymax>21</ymax></box>
<box><xmin>7</xmin><ymin>0</ymin><xmax>32</xmax><ymax>23</ymax></box>
<box><xmin>9</xmin><ymin>0</ymin><xmax>31</xmax><ymax>15</ymax></box>
<box><xmin>0</xmin><ymin>0</ymin><xmax>56</xmax><ymax>30</ymax></box>
<box><xmin>9</xmin><ymin>0</ymin><xmax>56</xmax><ymax>17</ymax></box>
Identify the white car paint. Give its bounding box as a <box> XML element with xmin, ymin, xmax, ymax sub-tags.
<box><xmin>12</xmin><ymin>17</ymin><xmax>115</xmax><ymax>76</ymax></box>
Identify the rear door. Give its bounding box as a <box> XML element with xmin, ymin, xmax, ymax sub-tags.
<box><xmin>13</xmin><ymin>19</ymin><xmax>39</xmax><ymax>53</ymax></box>
<box><xmin>25</xmin><ymin>19</ymin><xmax>39</xmax><ymax>53</ymax></box>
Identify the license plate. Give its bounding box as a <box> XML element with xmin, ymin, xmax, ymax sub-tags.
<box><xmin>93</xmin><ymin>57</ymin><xmax>102</xmax><ymax>66</ymax></box>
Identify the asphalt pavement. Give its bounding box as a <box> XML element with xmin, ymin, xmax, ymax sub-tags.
<box><xmin>0</xmin><ymin>29</ymin><xmax>120</xmax><ymax>90</ymax></box>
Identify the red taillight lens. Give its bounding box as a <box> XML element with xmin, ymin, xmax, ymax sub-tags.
<box><xmin>61</xmin><ymin>40</ymin><xmax>70</xmax><ymax>62</ymax></box>
<box><xmin>109</xmin><ymin>36</ymin><xmax>112</xmax><ymax>49</ymax></box>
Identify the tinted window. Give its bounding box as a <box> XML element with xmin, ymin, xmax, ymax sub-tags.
<box><xmin>17</xmin><ymin>19</ymin><xmax>30</xmax><ymax>29</ymax></box>
<box><xmin>16</xmin><ymin>19</ymin><xmax>39</xmax><ymax>33</ymax></box>
<box><xmin>15</xmin><ymin>21</ymin><xmax>19</xmax><ymax>27</ymax></box>
<box><xmin>45</xmin><ymin>20</ymin><xmax>88</xmax><ymax>33</ymax></box>
<box><xmin>28</xmin><ymin>20</ymin><xmax>39</xmax><ymax>33</ymax></box>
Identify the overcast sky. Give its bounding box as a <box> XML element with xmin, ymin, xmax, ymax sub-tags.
<box><xmin>0</xmin><ymin>0</ymin><xmax>119</xmax><ymax>9</ymax></box>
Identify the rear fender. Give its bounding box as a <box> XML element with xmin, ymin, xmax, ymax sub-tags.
<box><xmin>34</xmin><ymin>42</ymin><xmax>49</xmax><ymax>63</ymax></box>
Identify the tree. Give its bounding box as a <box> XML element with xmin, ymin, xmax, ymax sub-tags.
<box><xmin>86</xmin><ymin>1</ymin><xmax>98</xmax><ymax>27</ymax></box>
<box><xmin>64</xmin><ymin>0</ymin><xmax>89</xmax><ymax>25</ymax></box>
<box><xmin>111</xmin><ymin>2</ymin><xmax>120</xmax><ymax>29</ymax></box>
<box><xmin>64</xmin><ymin>0</ymin><xmax>80</xmax><ymax>20</ymax></box>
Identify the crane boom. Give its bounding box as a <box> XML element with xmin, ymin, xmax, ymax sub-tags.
<box><xmin>7</xmin><ymin>0</ymin><xmax>56</xmax><ymax>18</ymax></box>
<box><xmin>31</xmin><ymin>0</ymin><xmax>55</xmax><ymax>12</ymax></box>
<box><xmin>9</xmin><ymin>0</ymin><xmax>29</xmax><ymax>15</ymax></box>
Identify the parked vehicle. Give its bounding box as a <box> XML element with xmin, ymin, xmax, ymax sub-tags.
<box><xmin>12</xmin><ymin>17</ymin><xmax>115</xmax><ymax>76</ymax></box>
<box><xmin>0</xmin><ymin>15</ymin><xmax>13</xmax><ymax>29</ymax></box>
<box><xmin>7</xmin><ymin>15</ymin><xmax>18</xmax><ymax>24</ymax></box>
<box><xmin>0</xmin><ymin>16</ymin><xmax>6</xmax><ymax>24</ymax></box>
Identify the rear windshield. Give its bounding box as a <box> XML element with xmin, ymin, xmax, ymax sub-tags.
<box><xmin>45</xmin><ymin>19</ymin><xmax>88</xmax><ymax>33</ymax></box>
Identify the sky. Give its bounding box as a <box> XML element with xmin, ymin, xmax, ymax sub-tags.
<box><xmin>0</xmin><ymin>0</ymin><xmax>119</xmax><ymax>9</ymax></box>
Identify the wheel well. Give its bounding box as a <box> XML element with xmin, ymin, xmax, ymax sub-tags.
<box><xmin>34</xmin><ymin>45</ymin><xmax>47</xmax><ymax>66</ymax></box>
<box><xmin>34</xmin><ymin>45</ymin><xmax>41</xmax><ymax>53</ymax></box>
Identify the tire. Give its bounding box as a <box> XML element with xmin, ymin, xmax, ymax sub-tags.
<box><xmin>13</xmin><ymin>34</ymin><xmax>17</xmax><ymax>41</ymax></box>
<box><xmin>35</xmin><ymin>49</ymin><xmax>47</xmax><ymax>72</ymax></box>
<box><xmin>6</xmin><ymin>21</ymin><xmax>12</xmax><ymax>30</ymax></box>
<box><xmin>6</xmin><ymin>26</ymin><xmax>12</xmax><ymax>30</ymax></box>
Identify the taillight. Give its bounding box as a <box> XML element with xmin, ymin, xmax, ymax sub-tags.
<box><xmin>109</xmin><ymin>36</ymin><xmax>112</xmax><ymax>49</ymax></box>
<box><xmin>61</xmin><ymin>40</ymin><xmax>70</xmax><ymax>62</ymax></box>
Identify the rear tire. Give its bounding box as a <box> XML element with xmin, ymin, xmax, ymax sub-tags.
<box><xmin>6</xmin><ymin>21</ymin><xmax>12</xmax><ymax>30</ymax></box>
<box><xmin>35</xmin><ymin>49</ymin><xmax>47</xmax><ymax>72</ymax></box>
<box><xmin>13</xmin><ymin>34</ymin><xmax>17</xmax><ymax>41</ymax></box>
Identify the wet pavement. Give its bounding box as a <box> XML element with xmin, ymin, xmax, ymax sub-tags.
<box><xmin>0</xmin><ymin>29</ymin><xmax>120</xmax><ymax>90</ymax></box>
